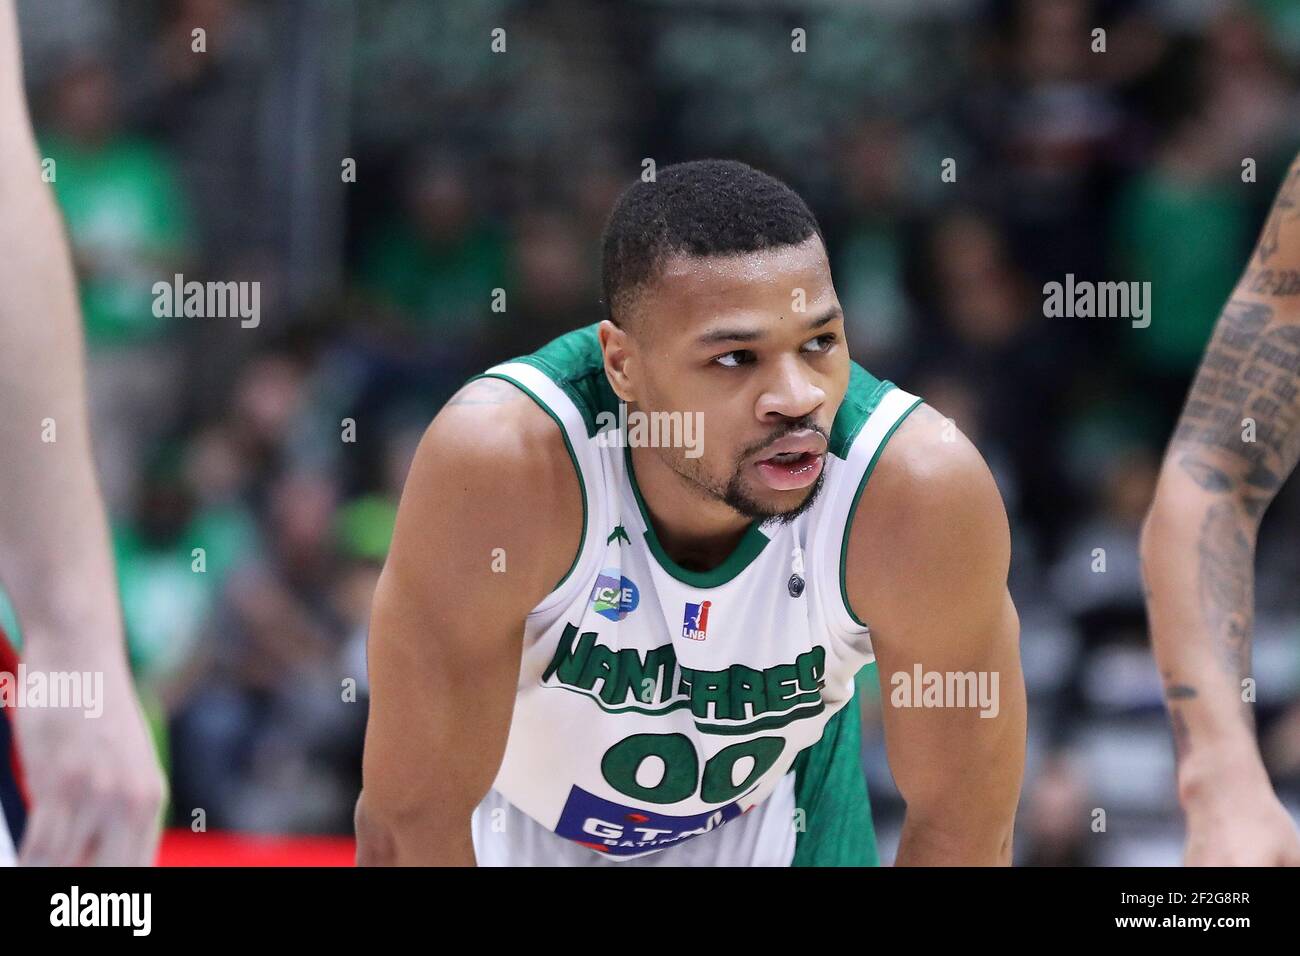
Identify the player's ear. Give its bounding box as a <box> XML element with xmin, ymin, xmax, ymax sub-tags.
<box><xmin>599</xmin><ymin>318</ymin><xmax>637</xmax><ymax>403</ymax></box>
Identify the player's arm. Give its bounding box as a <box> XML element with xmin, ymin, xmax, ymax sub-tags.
<box><xmin>355</xmin><ymin>377</ymin><xmax>581</xmax><ymax>865</ymax></box>
<box><xmin>1139</xmin><ymin>153</ymin><xmax>1300</xmax><ymax>865</ymax></box>
<box><xmin>0</xmin><ymin>0</ymin><xmax>165</xmax><ymax>866</ymax></box>
<box><xmin>847</xmin><ymin>404</ymin><xmax>1025</xmax><ymax>865</ymax></box>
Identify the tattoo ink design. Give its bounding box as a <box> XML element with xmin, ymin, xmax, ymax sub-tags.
<box><xmin>1169</xmin><ymin>706</ymin><xmax>1191</xmax><ymax>763</ymax></box>
<box><xmin>1197</xmin><ymin>502</ymin><xmax>1252</xmax><ymax>678</ymax></box>
<box><xmin>1242</xmin><ymin>268</ymin><xmax>1300</xmax><ymax>296</ymax></box>
<box><xmin>1173</xmin><ymin>299</ymin><xmax>1300</xmax><ymax>497</ymax></box>
<box><xmin>1257</xmin><ymin>165</ymin><xmax>1300</xmax><ymax>264</ymax></box>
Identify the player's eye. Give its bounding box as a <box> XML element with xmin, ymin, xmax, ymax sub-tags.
<box><xmin>714</xmin><ymin>350</ymin><xmax>755</xmax><ymax>368</ymax></box>
<box><xmin>801</xmin><ymin>333</ymin><xmax>838</xmax><ymax>354</ymax></box>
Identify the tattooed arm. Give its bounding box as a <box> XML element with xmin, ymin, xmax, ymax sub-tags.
<box><xmin>1139</xmin><ymin>156</ymin><xmax>1300</xmax><ymax>866</ymax></box>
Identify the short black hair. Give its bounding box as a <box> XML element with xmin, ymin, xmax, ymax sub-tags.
<box><xmin>600</xmin><ymin>159</ymin><xmax>824</xmax><ymax>326</ymax></box>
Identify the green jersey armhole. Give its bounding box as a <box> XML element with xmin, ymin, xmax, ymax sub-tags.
<box><xmin>463</xmin><ymin>372</ymin><xmax>588</xmax><ymax>593</ymax></box>
<box><xmin>838</xmin><ymin>395</ymin><xmax>924</xmax><ymax>628</ymax></box>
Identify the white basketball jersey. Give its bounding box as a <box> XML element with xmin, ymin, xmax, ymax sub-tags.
<box><xmin>467</xmin><ymin>324</ymin><xmax>921</xmax><ymax>865</ymax></box>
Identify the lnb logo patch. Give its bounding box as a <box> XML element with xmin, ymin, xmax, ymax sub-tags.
<box><xmin>590</xmin><ymin>568</ymin><xmax>640</xmax><ymax>621</ymax></box>
<box><xmin>682</xmin><ymin>600</ymin><xmax>712</xmax><ymax>641</ymax></box>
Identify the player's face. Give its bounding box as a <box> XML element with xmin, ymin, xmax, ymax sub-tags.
<box><xmin>616</xmin><ymin>234</ymin><xmax>850</xmax><ymax>522</ymax></box>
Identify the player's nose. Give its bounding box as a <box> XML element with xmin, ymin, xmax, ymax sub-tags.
<box><xmin>755</xmin><ymin>355</ymin><xmax>825</xmax><ymax>422</ymax></box>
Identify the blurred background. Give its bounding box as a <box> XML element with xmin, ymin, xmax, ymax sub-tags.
<box><xmin>4</xmin><ymin>0</ymin><xmax>1300</xmax><ymax>865</ymax></box>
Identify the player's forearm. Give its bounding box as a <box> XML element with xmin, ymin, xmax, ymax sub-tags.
<box><xmin>358</xmin><ymin>700</ymin><xmax>492</xmax><ymax>866</ymax></box>
<box><xmin>873</xmin><ymin>570</ymin><xmax>1025</xmax><ymax>864</ymax></box>
<box><xmin>359</xmin><ymin>568</ymin><xmax>528</xmax><ymax>866</ymax></box>
<box><xmin>0</xmin><ymin>2</ymin><xmax>125</xmax><ymax>663</ymax></box>
<box><xmin>892</xmin><ymin>639</ymin><xmax>1025</xmax><ymax>866</ymax></box>
<box><xmin>893</xmin><ymin>726</ymin><xmax>1022</xmax><ymax>866</ymax></box>
<box><xmin>895</xmin><ymin>799</ymin><xmax>1016</xmax><ymax>865</ymax></box>
<box><xmin>355</xmin><ymin>737</ymin><xmax>488</xmax><ymax>866</ymax></box>
<box><xmin>354</xmin><ymin>791</ymin><xmax>478</xmax><ymax>866</ymax></box>
<box><xmin>1141</xmin><ymin>475</ymin><xmax>1270</xmax><ymax>803</ymax></box>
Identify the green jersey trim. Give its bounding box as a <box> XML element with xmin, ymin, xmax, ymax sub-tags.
<box><xmin>465</xmin><ymin>371</ymin><xmax>588</xmax><ymax>592</ymax></box>
<box><xmin>838</xmin><ymin>395</ymin><xmax>924</xmax><ymax>628</ymax></box>
<box><xmin>829</xmin><ymin>364</ymin><xmax>893</xmax><ymax>458</ymax></box>
<box><xmin>791</xmin><ymin>668</ymin><xmax>879</xmax><ymax>866</ymax></box>
<box><xmin>623</xmin><ymin>442</ymin><xmax>771</xmax><ymax>588</ymax></box>
<box><xmin>508</xmin><ymin>327</ymin><xmax>619</xmax><ymax>438</ymax></box>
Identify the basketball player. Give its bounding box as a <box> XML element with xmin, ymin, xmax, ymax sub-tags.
<box><xmin>0</xmin><ymin>0</ymin><xmax>165</xmax><ymax>866</ymax></box>
<box><xmin>1142</xmin><ymin>154</ymin><xmax>1300</xmax><ymax>866</ymax></box>
<box><xmin>356</xmin><ymin>160</ymin><xmax>1026</xmax><ymax>865</ymax></box>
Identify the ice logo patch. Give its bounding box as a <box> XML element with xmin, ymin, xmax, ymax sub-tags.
<box><xmin>590</xmin><ymin>568</ymin><xmax>640</xmax><ymax>621</ymax></box>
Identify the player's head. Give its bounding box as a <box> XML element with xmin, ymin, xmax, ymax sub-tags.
<box><xmin>598</xmin><ymin>158</ymin><xmax>848</xmax><ymax>523</ymax></box>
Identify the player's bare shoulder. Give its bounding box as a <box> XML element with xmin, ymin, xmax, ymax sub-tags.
<box><xmin>433</xmin><ymin>375</ymin><xmax>579</xmax><ymax>492</ymax></box>
<box><xmin>434</xmin><ymin>373</ymin><xmax>582</xmax><ymax>543</ymax></box>
<box><xmin>436</xmin><ymin>376</ymin><xmax>567</xmax><ymax>458</ymax></box>
<box><xmin>390</xmin><ymin>375</ymin><xmax>583</xmax><ymax>606</ymax></box>
<box><xmin>843</xmin><ymin>401</ymin><xmax>1011</xmax><ymax>628</ymax></box>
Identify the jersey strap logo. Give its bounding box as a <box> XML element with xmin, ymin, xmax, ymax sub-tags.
<box><xmin>681</xmin><ymin>601</ymin><xmax>711</xmax><ymax>641</ymax></box>
<box><xmin>555</xmin><ymin>784</ymin><xmax>745</xmax><ymax>856</ymax></box>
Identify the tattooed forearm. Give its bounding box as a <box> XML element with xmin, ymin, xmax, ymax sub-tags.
<box><xmin>1178</xmin><ymin>458</ymin><xmax>1232</xmax><ymax>492</ymax></box>
<box><xmin>1180</xmin><ymin>454</ymin><xmax>1269</xmax><ymax>516</ymax></box>
<box><xmin>1256</xmin><ymin>164</ymin><xmax>1300</xmax><ymax>264</ymax></box>
<box><xmin>1159</xmin><ymin>294</ymin><xmax>1294</xmax><ymax>698</ymax></box>
<box><xmin>1158</xmin><ymin>670</ymin><xmax>1199</xmax><ymax>762</ymax></box>
<box><xmin>1172</xmin><ymin>298</ymin><xmax>1300</xmax><ymax>496</ymax></box>
<box><xmin>1197</xmin><ymin>501</ymin><xmax>1253</xmax><ymax>682</ymax></box>
<box><xmin>1146</xmin><ymin>161</ymin><xmax>1300</xmax><ymax>770</ymax></box>
<box><xmin>1241</xmin><ymin>268</ymin><xmax>1300</xmax><ymax>296</ymax></box>
<box><xmin>1170</xmin><ymin>706</ymin><xmax>1192</xmax><ymax>763</ymax></box>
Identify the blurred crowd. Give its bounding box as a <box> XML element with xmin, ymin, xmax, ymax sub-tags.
<box><xmin>7</xmin><ymin>0</ymin><xmax>1300</xmax><ymax>862</ymax></box>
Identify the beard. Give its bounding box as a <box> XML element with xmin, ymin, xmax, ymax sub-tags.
<box><xmin>720</xmin><ymin>463</ymin><xmax>826</xmax><ymax>524</ymax></box>
<box><xmin>670</xmin><ymin>418</ymin><xmax>829</xmax><ymax>524</ymax></box>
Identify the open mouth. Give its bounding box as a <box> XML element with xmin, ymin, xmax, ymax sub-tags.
<box><xmin>762</xmin><ymin>450</ymin><xmax>819</xmax><ymax>469</ymax></box>
<box><xmin>754</xmin><ymin>441</ymin><xmax>825</xmax><ymax>491</ymax></box>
